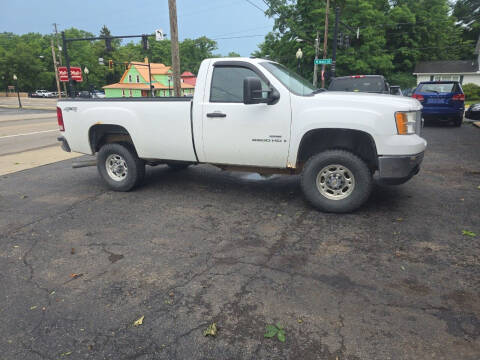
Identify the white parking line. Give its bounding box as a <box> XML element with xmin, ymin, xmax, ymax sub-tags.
<box><xmin>0</xmin><ymin>129</ymin><xmax>58</xmax><ymax>139</ymax></box>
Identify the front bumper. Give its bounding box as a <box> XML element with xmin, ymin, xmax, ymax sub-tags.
<box><xmin>377</xmin><ymin>152</ymin><xmax>424</xmax><ymax>185</ymax></box>
<box><xmin>57</xmin><ymin>136</ymin><xmax>71</xmax><ymax>152</ymax></box>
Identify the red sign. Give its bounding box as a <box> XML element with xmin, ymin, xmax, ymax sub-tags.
<box><xmin>58</xmin><ymin>67</ymin><xmax>83</xmax><ymax>82</ymax></box>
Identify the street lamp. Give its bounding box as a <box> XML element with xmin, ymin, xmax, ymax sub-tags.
<box><xmin>84</xmin><ymin>66</ymin><xmax>90</xmax><ymax>93</ymax></box>
<box><xmin>296</xmin><ymin>48</ymin><xmax>303</xmax><ymax>73</ymax></box>
<box><xmin>13</xmin><ymin>74</ymin><xmax>22</xmax><ymax>109</ymax></box>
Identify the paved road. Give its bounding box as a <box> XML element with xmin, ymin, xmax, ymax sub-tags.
<box><xmin>0</xmin><ymin>109</ymin><xmax>80</xmax><ymax>175</ymax></box>
<box><xmin>0</xmin><ymin>97</ymin><xmax>57</xmax><ymax>109</ymax></box>
<box><xmin>0</xmin><ymin>109</ymin><xmax>58</xmax><ymax>155</ymax></box>
<box><xmin>0</xmin><ymin>124</ymin><xmax>479</xmax><ymax>359</ymax></box>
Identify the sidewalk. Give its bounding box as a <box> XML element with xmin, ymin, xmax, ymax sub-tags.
<box><xmin>0</xmin><ymin>97</ymin><xmax>57</xmax><ymax>110</ymax></box>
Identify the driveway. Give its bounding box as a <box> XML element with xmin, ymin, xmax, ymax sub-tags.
<box><xmin>0</xmin><ymin>124</ymin><xmax>479</xmax><ymax>359</ymax></box>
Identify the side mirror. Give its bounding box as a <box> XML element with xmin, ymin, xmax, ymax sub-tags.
<box><xmin>244</xmin><ymin>77</ymin><xmax>264</xmax><ymax>104</ymax></box>
<box><xmin>243</xmin><ymin>77</ymin><xmax>279</xmax><ymax>105</ymax></box>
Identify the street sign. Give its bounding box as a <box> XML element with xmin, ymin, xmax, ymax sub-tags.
<box><xmin>314</xmin><ymin>58</ymin><xmax>332</xmax><ymax>65</ymax></box>
<box><xmin>58</xmin><ymin>66</ymin><xmax>83</xmax><ymax>82</ymax></box>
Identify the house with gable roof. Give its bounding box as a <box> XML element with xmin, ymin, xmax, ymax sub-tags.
<box><xmin>103</xmin><ymin>58</ymin><xmax>196</xmax><ymax>97</ymax></box>
<box><xmin>413</xmin><ymin>36</ymin><xmax>480</xmax><ymax>86</ymax></box>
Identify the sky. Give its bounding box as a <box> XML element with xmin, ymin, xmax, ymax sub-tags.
<box><xmin>0</xmin><ymin>0</ymin><xmax>275</xmax><ymax>56</ymax></box>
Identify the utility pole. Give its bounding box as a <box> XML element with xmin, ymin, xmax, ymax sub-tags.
<box><xmin>321</xmin><ymin>0</ymin><xmax>330</xmax><ymax>88</ymax></box>
<box><xmin>313</xmin><ymin>31</ymin><xmax>320</xmax><ymax>87</ymax></box>
<box><xmin>62</xmin><ymin>31</ymin><xmax>74</xmax><ymax>97</ymax></box>
<box><xmin>53</xmin><ymin>23</ymin><xmax>67</xmax><ymax>94</ymax></box>
<box><xmin>51</xmin><ymin>39</ymin><xmax>62</xmax><ymax>98</ymax></box>
<box><xmin>168</xmin><ymin>0</ymin><xmax>182</xmax><ymax>97</ymax></box>
<box><xmin>332</xmin><ymin>6</ymin><xmax>340</xmax><ymax>79</ymax></box>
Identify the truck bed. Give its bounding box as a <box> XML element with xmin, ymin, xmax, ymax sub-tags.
<box><xmin>58</xmin><ymin>97</ymin><xmax>197</xmax><ymax>162</ymax></box>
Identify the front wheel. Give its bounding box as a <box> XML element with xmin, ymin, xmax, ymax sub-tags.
<box><xmin>300</xmin><ymin>150</ymin><xmax>373</xmax><ymax>213</ymax></box>
<box><xmin>97</xmin><ymin>143</ymin><xmax>145</xmax><ymax>191</ymax></box>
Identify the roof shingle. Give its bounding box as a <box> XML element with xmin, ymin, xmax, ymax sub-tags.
<box><xmin>414</xmin><ymin>60</ymin><xmax>478</xmax><ymax>74</ymax></box>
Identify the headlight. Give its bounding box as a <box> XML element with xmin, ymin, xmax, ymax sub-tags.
<box><xmin>395</xmin><ymin>111</ymin><xmax>417</xmax><ymax>135</ymax></box>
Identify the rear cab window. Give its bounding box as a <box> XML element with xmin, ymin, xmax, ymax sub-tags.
<box><xmin>329</xmin><ymin>77</ymin><xmax>385</xmax><ymax>93</ymax></box>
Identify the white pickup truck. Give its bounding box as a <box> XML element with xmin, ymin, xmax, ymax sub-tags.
<box><xmin>57</xmin><ymin>57</ymin><xmax>426</xmax><ymax>213</ymax></box>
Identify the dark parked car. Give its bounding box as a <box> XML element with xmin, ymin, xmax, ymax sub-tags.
<box><xmin>412</xmin><ymin>81</ymin><xmax>465</xmax><ymax>127</ymax></box>
<box><xmin>390</xmin><ymin>85</ymin><xmax>402</xmax><ymax>96</ymax></box>
<box><xmin>328</xmin><ymin>75</ymin><xmax>390</xmax><ymax>94</ymax></box>
<box><xmin>465</xmin><ymin>103</ymin><xmax>480</xmax><ymax>120</ymax></box>
<box><xmin>77</xmin><ymin>91</ymin><xmax>92</xmax><ymax>98</ymax></box>
<box><xmin>403</xmin><ymin>88</ymin><xmax>415</xmax><ymax>97</ymax></box>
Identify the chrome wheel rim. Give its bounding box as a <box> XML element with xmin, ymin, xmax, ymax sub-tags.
<box><xmin>105</xmin><ymin>154</ymin><xmax>128</xmax><ymax>181</ymax></box>
<box><xmin>316</xmin><ymin>164</ymin><xmax>355</xmax><ymax>200</ymax></box>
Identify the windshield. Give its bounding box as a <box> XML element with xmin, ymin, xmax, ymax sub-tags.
<box><xmin>329</xmin><ymin>77</ymin><xmax>385</xmax><ymax>92</ymax></box>
<box><xmin>260</xmin><ymin>62</ymin><xmax>317</xmax><ymax>96</ymax></box>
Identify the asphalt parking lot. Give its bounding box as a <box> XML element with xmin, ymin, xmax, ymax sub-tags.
<box><xmin>0</xmin><ymin>123</ymin><xmax>479</xmax><ymax>359</ymax></box>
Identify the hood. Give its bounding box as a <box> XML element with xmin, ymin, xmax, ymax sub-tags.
<box><xmin>315</xmin><ymin>91</ymin><xmax>422</xmax><ymax>111</ymax></box>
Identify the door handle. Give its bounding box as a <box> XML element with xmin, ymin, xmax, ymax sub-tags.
<box><xmin>207</xmin><ymin>112</ymin><xmax>226</xmax><ymax>118</ymax></box>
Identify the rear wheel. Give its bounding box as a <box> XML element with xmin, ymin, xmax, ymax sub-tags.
<box><xmin>300</xmin><ymin>150</ymin><xmax>373</xmax><ymax>213</ymax></box>
<box><xmin>97</xmin><ymin>143</ymin><xmax>145</xmax><ymax>191</ymax></box>
<box><xmin>453</xmin><ymin>116</ymin><xmax>463</xmax><ymax>127</ymax></box>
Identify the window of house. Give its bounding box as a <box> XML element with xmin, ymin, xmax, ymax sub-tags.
<box><xmin>136</xmin><ymin>75</ymin><xmax>140</xmax><ymax>83</ymax></box>
<box><xmin>433</xmin><ymin>75</ymin><xmax>460</xmax><ymax>82</ymax></box>
<box><xmin>129</xmin><ymin>90</ymin><xmax>133</xmax><ymax>97</ymax></box>
<box><xmin>122</xmin><ymin>89</ymin><xmax>125</xmax><ymax>97</ymax></box>
<box><xmin>128</xmin><ymin>75</ymin><xmax>132</xmax><ymax>83</ymax></box>
<box><xmin>210</xmin><ymin>66</ymin><xmax>268</xmax><ymax>103</ymax></box>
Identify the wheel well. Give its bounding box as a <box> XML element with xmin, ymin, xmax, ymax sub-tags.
<box><xmin>296</xmin><ymin>129</ymin><xmax>378</xmax><ymax>170</ymax></box>
<box><xmin>89</xmin><ymin>124</ymin><xmax>135</xmax><ymax>153</ymax></box>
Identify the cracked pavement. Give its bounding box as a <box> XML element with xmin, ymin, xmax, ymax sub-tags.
<box><xmin>0</xmin><ymin>124</ymin><xmax>479</xmax><ymax>359</ymax></box>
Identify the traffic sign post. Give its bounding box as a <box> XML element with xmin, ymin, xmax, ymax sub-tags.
<box><xmin>314</xmin><ymin>58</ymin><xmax>332</xmax><ymax>65</ymax></box>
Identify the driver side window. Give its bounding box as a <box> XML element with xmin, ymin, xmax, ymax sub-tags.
<box><xmin>210</xmin><ymin>66</ymin><xmax>268</xmax><ymax>103</ymax></box>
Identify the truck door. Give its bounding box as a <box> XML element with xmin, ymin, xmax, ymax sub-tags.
<box><xmin>201</xmin><ymin>62</ymin><xmax>291</xmax><ymax>168</ymax></box>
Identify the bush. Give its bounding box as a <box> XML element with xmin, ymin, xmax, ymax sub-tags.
<box><xmin>462</xmin><ymin>83</ymin><xmax>480</xmax><ymax>101</ymax></box>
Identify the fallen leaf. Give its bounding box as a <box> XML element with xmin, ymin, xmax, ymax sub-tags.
<box><xmin>297</xmin><ymin>319</ymin><xmax>303</xmax><ymax>324</ymax></box>
<box><xmin>30</xmin><ymin>305</ymin><xmax>37</xmax><ymax>310</ymax></box>
<box><xmin>133</xmin><ymin>315</ymin><xmax>144</xmax><ymax>327</ymax></box>
<box><xmin>50</xmin><ymin>291</ymin><xmax>55</xmax><ymax>296</ymax></box>
<box><xmin>60</xmin><ymin>351</ymin><xmax>72</xmax><ymax>356</ymax></box>
<box><xmin>20</xmin><ymin>195</ymin><xmax>28</xmax><ymax>199</ymax></box>
<box><xmin>396</xmin><ymin>217</ymin><xmax>403</xmax><ymax>222</ymax></box>
<box><xmin>13</xmin><ymin>245</ymin><xmax>19</xmax><ymax>248</ymax></box>
<box><xmin>462</xmin><ymin>230</ymin><xmax>476</xmax><ymax>237</ymax></box>
<box><xmin>401</xmin><ymin>266</ymin><xmax>405</xmax><ymax>271</ymax></box>
<box><xmin>203</xmin><ymin>322</ymin><xmax>217</xmax><ymax>337</ymax></box>
<box><xmin>70</xmin><ymin>248</ymin><xmax>75</xmax><ymax>255</ymax></box>
<box><xmin>169</xmin><ymin>292</ymin><xmax>174</xmax><ymax>297</ymax></box>
<box><xmin>69</xmin><ymin>273</ymin><xmax>82</xmax><ymax>279</ymax></box>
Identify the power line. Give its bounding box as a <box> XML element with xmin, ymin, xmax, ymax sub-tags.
<box><xmin>259</xmin><ymin>0</ymin><xmax>281</xmax><ymax>16</ymax></box>
<box><xmin>212</xmin><ymin>34</ymin><xmax>265</xmax><ymax>40</ymax></box>
<box><xmin>244</xmin><ymin>0</ymin><xmax>267</xmax><ymax>14</ymax></box>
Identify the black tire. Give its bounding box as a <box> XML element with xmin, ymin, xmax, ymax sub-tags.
<box><xmin>97</xmin><ymin>143</ymin><xmax>145</xmax><ymax>191</ymax></box>
<box><xmin>166</xmin><ymin>162</ymin><xmax>190</xmax><ymax>171</ymax></box>
<box><xmin>300</xmin><ymin>150</ymin><xmax>373</xmax><ymax>213</ymax></box>
<box><xmin>453</xmin><ymin>116</ymin><xmax>462</xmax><ymax>127</ymax></box>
